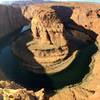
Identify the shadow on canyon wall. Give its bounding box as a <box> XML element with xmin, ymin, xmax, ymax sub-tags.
<box><xmin>16</xmin><ymin>5</ymin><xmax>98</xmax><ymax>94</ymax></box>
<box><xmin>0</xmin><ymin>5</ymin><xmax>98</xmax><ymax>97</ymax></box>
<box><xmin>0</xmin><ymin>5</ymin><xmax>29</xmax><ymax>38</ymax></box>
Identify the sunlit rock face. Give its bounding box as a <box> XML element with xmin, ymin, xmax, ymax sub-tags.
<box><xmin>28</xmin><ymin>7</ymin><xmax>71</xmax><ymax>73</ymax></box>
<box><xmin>0</xmin><ymin>81</ymin><xmax>46</xmax><ymax>100</ymax></box>
<box><xmin>12</xmin><ymin>6</ymin><xmax>81</xmax><ymax>74</ymax></box>
<box><xmin>12</xmin><ymin>5</ymin><xmax>95</xmax><ymax>74</ymax></box>
<box><xmin>31</xmin><ymin>7</ymin><xmax>67</xmax><ymax>48</ymax></box>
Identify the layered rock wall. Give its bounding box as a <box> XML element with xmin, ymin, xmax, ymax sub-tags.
<box><xmin>0</xmin><ymin>81</ymin><xmax>46</xmax><ymax>100</ymax></box>
<box><xmin>21</xmin><ymin>2</ymin><xmax>100</xmax><ymax>34</ymax></box>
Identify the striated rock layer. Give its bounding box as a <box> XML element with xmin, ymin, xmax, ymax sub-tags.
<box><xmin>0</xmin><ymin>80</ymin><xmax>46</xmax><ymax>100</ymax></box>
<box><xmin>29</xmin><ymin>7</ymin><xmax>68</xmax><ymax>73</ymax></box>
<box><xmin>10</xmin><ymin>2</ymin><xmax>100</xmax><ymax>100</ymax></box>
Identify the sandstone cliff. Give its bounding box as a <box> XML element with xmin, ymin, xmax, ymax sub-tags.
<box><xmin>21</xmin><ymin>2</ymin><xmax>100</xmax><ymax>34</ymax></box>
<box><xmin>0</xmin><ymin>80</ymin><xmax>46</xmax><ymax>100</ymax></box>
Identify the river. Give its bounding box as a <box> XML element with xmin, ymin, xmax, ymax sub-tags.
<box><xmin>0</xmin><ymin>31</ymin><xmax>98</xmax><ymax>92</ymax></box>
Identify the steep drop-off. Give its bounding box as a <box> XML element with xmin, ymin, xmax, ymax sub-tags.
<box><xmin>0</xmin><ymin>4</ymin><xmax>27</xmax><ymax>39</ymax></box>
<box><xmin>0</xmin><ymin>2</ymin><xmax>100</xmax><ymax>100</ymax></box>
<box><xmin>21</xmin><ymin>2</ymin><xmax>100</xmax><ymax>100</ymax></box>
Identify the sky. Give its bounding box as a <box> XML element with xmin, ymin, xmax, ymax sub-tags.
<box><xmin>45</xmin><ymin>0</ymin><xmax>100</xmax><ymax>2</ymax></box>
<box><xmin>0</xmin><ymin>0</ymin><xmax>30</xmax><ymax>4</ymax></box>
<box><xmin>0</xmin><ymin>0</ymin><xmax>100</xmax><ymax>4</ymax></box>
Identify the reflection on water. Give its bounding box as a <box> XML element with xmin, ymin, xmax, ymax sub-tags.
<box><xmin>0</xmin><ymin>33</ymin><xmax>98</xmax><ymax>91</ymax></box>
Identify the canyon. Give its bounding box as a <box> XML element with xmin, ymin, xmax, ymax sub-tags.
<box><xmin>0</xmin><ymin>2</ymin><xmax>100</xmax><ymax>100</ymax></box>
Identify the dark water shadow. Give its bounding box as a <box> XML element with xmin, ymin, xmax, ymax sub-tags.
<box><xmin>13</xmin><ymin>30</ymin><xmax>56</xmax><ymax>93</ymax></box>
<box><xmin>49</xmin><ymin>43</ymin><xmax>98</xmax><ymax>89</ymax></box>
<box><xmin>15</xmin><ymin>5</ymin><xmax>98</xmax><ymax>92</ymax></box>
<box><xmin>0</xmin><ymin>7</ymin><xmax>55</xmax><ymax>95</ymax></box>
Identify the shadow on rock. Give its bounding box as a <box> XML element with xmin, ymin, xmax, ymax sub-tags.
<box><xmin>11</xmin><ymin>5</ymin><xmax>98</xmax><ymax>98</ymax></box>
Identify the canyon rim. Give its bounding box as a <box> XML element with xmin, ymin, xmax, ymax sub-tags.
<box><xmin>0</xmin><ymin>2</ymin><xmax>100</xmax><ymax>100</ymax></box>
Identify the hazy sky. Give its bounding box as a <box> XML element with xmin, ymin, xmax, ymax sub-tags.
<box><xmin>0</xmin><ymin>0</ymin><xmax>100</xmax><ymax>4</ymax></box>
<box><xmin>0</xmin><ymin>0</ymin><xmax>29</xmax><ymax>4</ymax></box>
<box><xmin>44</xmin><ymin>0</ymin><xmax>100</xmax><ymax>2</ymax></box>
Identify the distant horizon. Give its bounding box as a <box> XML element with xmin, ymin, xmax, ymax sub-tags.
<box><xmin>0</xmin><ymin>0</ymin><xmax>100</xmax><ymax>4</ymax></box>
<box><xmin>44</xmin><ymin>0</ymin><xmax>100</xmax><ymax>3</ymax></box>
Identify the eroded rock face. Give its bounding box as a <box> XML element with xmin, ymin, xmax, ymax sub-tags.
<box><xmin>0</xmin><ymin>81</ymin><xmax>46</xmax><ymax>100</ymax></box>
<box><xmin>31</xmin><ymin>7</ymin><xmax>67</xmax><ymax>47</ymax></box>
<box><xmin>28</xmin><ymin>7</ymin><xmax>71</xmax><ymax>73</ymax></box>
<box><xmin>12</xmin><ymin>5</ymin><xmax>95</xmax><ymax>75</ymax></box>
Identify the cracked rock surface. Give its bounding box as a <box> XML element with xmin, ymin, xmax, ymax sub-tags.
<box><xmin>0</xmin><ymin>80</ymin><xmax>46</xmax><ymax>100</ymax></box>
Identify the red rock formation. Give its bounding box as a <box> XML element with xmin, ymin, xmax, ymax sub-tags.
<box><xmin>0</xmin><ymin>81</ymin><xmax>46</xmax><ymax>100</ymax></box>
<box><xmin>21</xmin><ymin>2</ymin><xmax>100</xmax><ymax>34</ymax></box>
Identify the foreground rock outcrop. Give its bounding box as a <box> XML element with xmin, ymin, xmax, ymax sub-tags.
<box><xmin>0</xmin><ymin>81</ymin><xmax>46</xmax><ymax>100</ymax></box>
<box><xmin>0</xmin><ymin>4</ymin><xmax>27</xmax><ymax>39</ymax></box>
